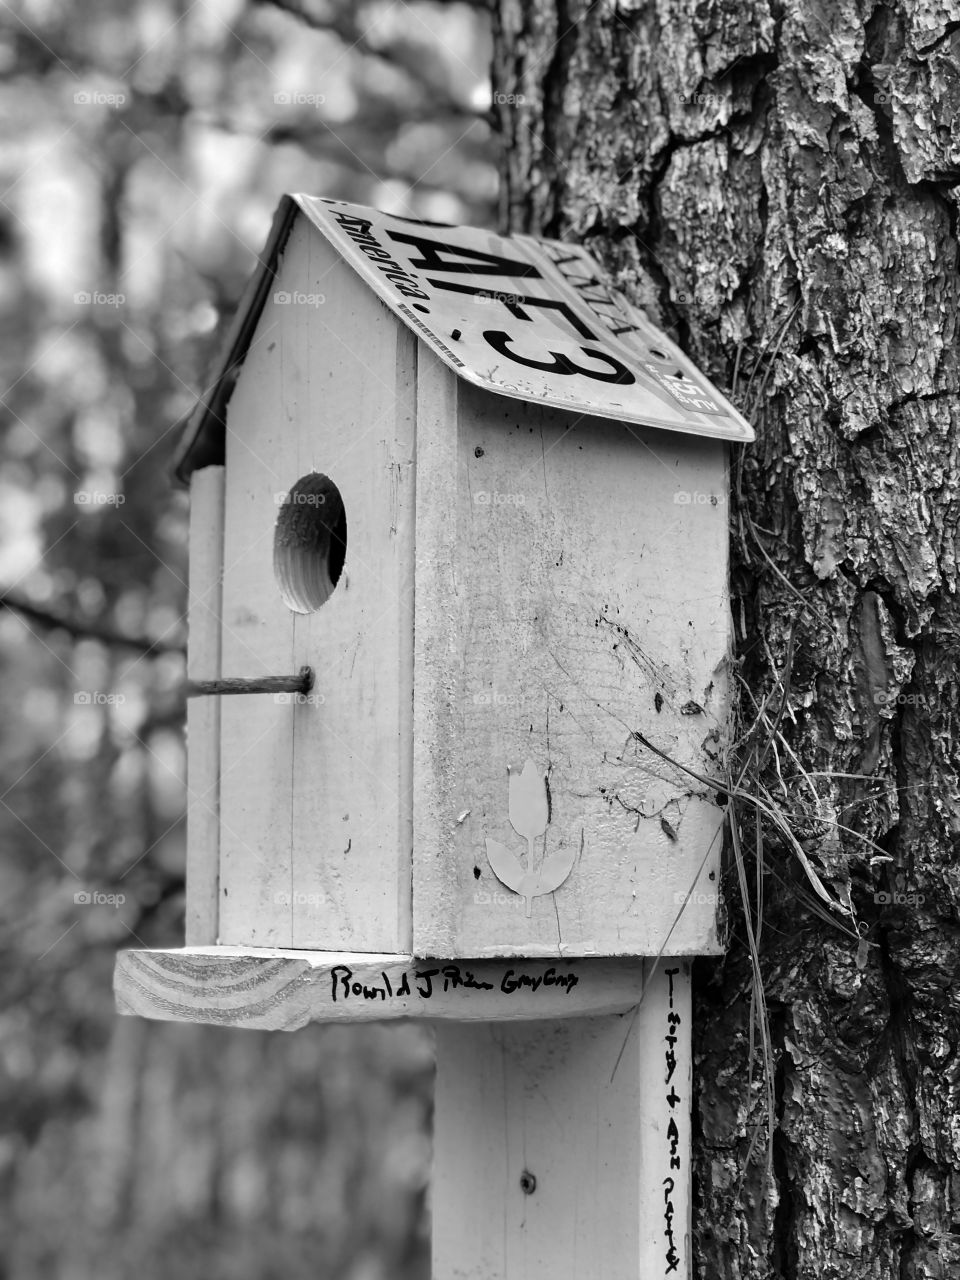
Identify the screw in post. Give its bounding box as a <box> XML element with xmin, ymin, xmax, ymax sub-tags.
<box><xmin>519</xmin><ymin>1170</ymin><xmax>537</xmax><ymax>1195</ymax></box>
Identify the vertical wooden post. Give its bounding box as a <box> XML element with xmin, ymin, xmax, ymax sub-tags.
<box><xmin>432</xmin><ymin>962</ymin><xmax>692</xmax><ymax>1278</ymax></box>
<box><xmin>185</xmin><ymin>465</ymin><xmax>224</xmax><ymax>945</ymax></box>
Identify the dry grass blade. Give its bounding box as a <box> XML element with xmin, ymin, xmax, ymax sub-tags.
<box><xmin>729</xmin><ymin>794</ymin><xmax>776</xmax><ymax>1196</ymax></box>
<box><xmin>632</xmin><ymin>731</ymin><xmax>850</xmax><ymax>915</ymax></box>
<box><xmin>610</xmin><ymin>815</ymin><xmax>727</xmax><ymax>1082</ymax></box>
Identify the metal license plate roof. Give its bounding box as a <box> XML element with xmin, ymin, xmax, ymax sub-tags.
<box><xmin>294</xmin><ymin>195</ymin><xmax>754</xmax><ymax>443</ymax></box>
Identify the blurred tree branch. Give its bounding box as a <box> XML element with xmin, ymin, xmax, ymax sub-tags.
<box><xmin>0</xmin><ymin>592</ymin><xmax>185</xmax><ymax>658</ymax></box>
<box><xmin>253</xmin><ymin>0</ymin><xmax>487</xmax><ymax>119</ymax></box>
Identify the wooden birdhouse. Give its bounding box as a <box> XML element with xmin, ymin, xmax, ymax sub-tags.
<box><xmin>115</xmin><ymin>195</ymin><xmax>754</xmax><ymax>1280</ymax></box>
<box><xmin>168</xmin><ymin>194</ymin><xmax>753</xmax><ymax>962</ymax></box>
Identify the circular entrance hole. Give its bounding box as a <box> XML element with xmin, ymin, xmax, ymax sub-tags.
<box><xmin>273</xmin><ymin>472</ymin><xmax>347</xmax><ymax>614</ymax></box>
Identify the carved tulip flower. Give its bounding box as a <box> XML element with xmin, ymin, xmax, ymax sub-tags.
<box><xmin>508</xmin><ymin>758</ymin><xmax>549</xmax><ymax>858</ymax></box>
<box><xmin>485</xmin><ymin>758</ymin><xmax>576</xmax><ymax>917</ymax></box>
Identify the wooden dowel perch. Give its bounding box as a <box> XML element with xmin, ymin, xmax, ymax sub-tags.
<box><xmin>186</xmin><ymin>666</ymin><xmax>314</xmax><ymax>698</ymax></box>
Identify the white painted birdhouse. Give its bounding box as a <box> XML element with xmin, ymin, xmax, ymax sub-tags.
<box><xmin>177</xmin><ymin>195</ymin><xmax>753</xmax><ymax>961</ymax></box>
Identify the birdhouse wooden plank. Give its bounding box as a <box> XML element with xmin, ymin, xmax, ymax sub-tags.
<box><xmin>214</xmin><ymin>218</ymin><xmax>417</xmax><ymax>952</ymax></box>
<box><xmin>168</xmin><ymin>194</ymin><xmax>751</xmax><ymax>962</ymax></box>
<box><xmin>411</xmin><ymin>350</ymin><xmax>730</xmax><ymax>958</ymax></box>
<box><xmin>114</xmin><ymin>948</ymin><xmax>653</xmax><ymax>1028</ymax></box>
<box><xmin>185</xmin><ymin>464</ymin><xmax>224</xmax><ymax>945</ymax></box>
<box><xmin>432</xmin><ymin>962</ymin><xmax>692</xmax><ymax>1279</ymax></box>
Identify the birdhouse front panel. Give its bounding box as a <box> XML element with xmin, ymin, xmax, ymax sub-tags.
<box><xmin>180</xmin><ymin>196</ymin><xmax>750</xmax><ymax>959</ymax></box>
<box><xmin>215</xmin><ymin>218</ymin><xmax>416</xmax><ymax>951</ymax></box>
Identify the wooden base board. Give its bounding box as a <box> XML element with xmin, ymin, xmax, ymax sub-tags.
<box><xmin>111</xmin><ymin>947</ymin><xmax>667</xmax><ymax>1029</ymax></box>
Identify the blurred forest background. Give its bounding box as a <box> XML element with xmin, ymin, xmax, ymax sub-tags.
<box><xmin>0</xmin><ymin>2</ymin><xmax>496</xmax><ymax>1276</ymax></box>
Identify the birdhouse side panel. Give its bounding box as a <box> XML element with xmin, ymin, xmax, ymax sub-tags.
<box><xmin>185</xmin><ymin>464</ymin><xmax>225</xmax><ymax>945</ymax></box>
<box><xmin>413</xmin><ymin>357</ymin><xmax>729</xmax><ymax>958</ymax></box>
<box><xmin>217</xmin><ymin>217</ymin><xmax>415</xmax><ymax>951</ymax></box>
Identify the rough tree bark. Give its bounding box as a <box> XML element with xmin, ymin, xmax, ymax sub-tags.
<box><xmin>491</xmin><ymin>2</ymin><xmax>960</xmax><ymax>1277</ymax></box>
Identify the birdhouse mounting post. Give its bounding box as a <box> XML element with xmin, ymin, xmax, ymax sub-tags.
<box><xmin>114</xmin><ymin>195</ymin><xmax>753</xmax><ymax>1278</ymax></box>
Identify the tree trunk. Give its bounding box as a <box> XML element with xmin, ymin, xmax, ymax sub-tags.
<box><xmin>492</xmin><ymin>3</ymin><xmax>960</xmax><ymax>1276</ymax></box>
